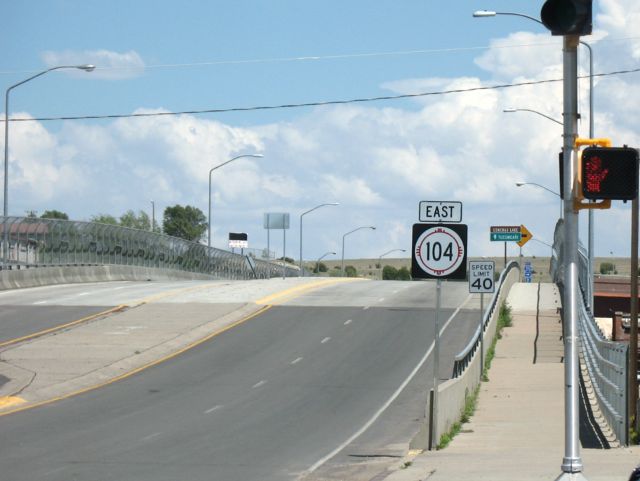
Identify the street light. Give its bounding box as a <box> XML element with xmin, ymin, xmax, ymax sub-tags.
<box><xmin>150</xmin><ymin>200</ymin><xmax>155</xmax><ymax>232</ymax></box>
<box><xmin>341</xmin><ymin>226</ymin><xmax>376</xmax><ymax>276</ymax></box>
<box><xmin>315</xmin><ymin>251</ymin><xmax>336</xmax><ymax>275</ymax></box>
<box><xmin>475</xmin><ymin>8</ymin><xmax>596</xmax><ymax>308</ymax></box>
<box><xmin>378</xmin><ymin>248</ymin><xmax>406</xmax><ymax>280</ymax></box>
<box><xmin>503</xmin><ymin>108</ymin><xmax>562</xmax><ymax>126</ymax></box>
<box><xmin>476</xmin><ymin>9</ymin><xmax>597</xmax><ymax>476</ymax></box>
<box><xmin>299</xmin><ymin>202</ymin><xmax>339</xmax><ymax>276</ymax></box>
<box><xmin>3</xmin><ymin>64</ymin><xmax>95</xmax><ymax>264</ymax></box>
<box><xmin>516</xmin><ymin>181</ymin><xmax>562</xmax><ymax>219</ymax></box>
<box><xmin>208</xmin><ymin>153</ymin><xmax>263</xmax><ymax>249</ymax></box>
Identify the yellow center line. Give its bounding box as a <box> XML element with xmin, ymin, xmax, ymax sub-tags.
<box><xmin>255</xmin><ymin>278</ymin><xmax>364</xmax><ymax>306</ymax></box>
<box><xmin>0</xmin><ymin>396</ymin><xmax>26</xmax><ymax>409</ymax></box>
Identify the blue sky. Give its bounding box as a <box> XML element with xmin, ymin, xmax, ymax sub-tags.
<box><xmin>3</xmin><ymin>0</ymin><xmax>640</xmax><ymax>262</ymax></box>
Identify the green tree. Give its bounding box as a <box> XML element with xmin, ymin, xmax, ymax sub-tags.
<box><xmin>600</xmin><ymin>262</ymin><xmax>616</xmax><ymax>275</ymax></box>
<box><xmin>344</xmin><ymin>265</ymin><xmax>357</xmax><ymax>277</ymax></box>
<box><xmin>397</xmin><ymin>266</ymin><xmax>411</xmax><ymax>280</ymax></box>
<box><xmin>382</xmin><ymin>265</ymin><xmax>398</xmax><ymax>280</ymax></box>
<box><xmin>91</xmin><ymin>214</ymin><xmax>119</xmax><ymax>225</ymax></box>
<box><xmin>40</xmin><ymin>210</ymin><xmax>69</xmax><ymax>220</ymax></box>
<box><xmin>163</xmin><ymin>205</ymin><xmax>207</xmax><ymax>241</ymax></box>
<box><xmin>314</xmin><ymin>262</ymin><xmax>328</xmax><ymax>273</ymax></box>
<box><xmin>120</xmin><ymin>210</ymin><xmax>151</xmax><ymax>230</ymax></box>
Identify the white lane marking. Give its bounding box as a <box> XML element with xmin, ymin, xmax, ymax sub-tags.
<box><xmin>113</xmin><ymin>286</ymin><xmax>128</xmax><ymax>291</ymax></box>
<box><xmin>305</xmin><ymin>293</ymin><xmax>473</xmax><ymax>475</ymax></box>
<box><xmin>344</xmin><ymin>319</ymin><xmax>352</xmax><ymax>326</ymax></box>
<box><xmin>378</xmin><ymin>297</ymin><xmax>385</xmax><ymax>302</ymax></box>
<box><xmin>291</xmin><ymin>357</ymin><xmax>303</xmax><ymax>365</ymax></box>
<box><xmin>205</xmin><ymin>405</ymin><xmax>223</xmax><ymax>414</ymax></box>
<box><xmin>76</xmin><ymin>292</ymin><xmax>91</xmax><ymax>297</ymax></box>
<box><xmin>321</xmin><ymin>337</ymin><xmax>331</xmax><ymax>344</ymax></box>
<box><xmin>392</xmin><ymin>290</ymin><xmax>399</xmax><ymax>294</ymax></box>
<box><xmin>252</xmin><ymin>380</ymin><xmax>267</xmax><ymax>388</ymax></box>
<box><xmin>33</xmin><ymin>301</ymin><xmax>47</xmax><ymax>305</ymax></box>
<box><xmin>362</xmin><ymin>306</ymin><xmax>370</xmax><ymax>310</ymax></box>
<box><xmin>141</xmin><ymin>432</ymin><xmax>161</xmax><ymax>442</ymax></box>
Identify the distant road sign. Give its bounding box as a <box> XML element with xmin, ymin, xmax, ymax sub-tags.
<box><xmin>418</xmin><ymin>201</ymin><xmax>463</xmax><ymax>223</ymax></box>
<box><xmin>517</xmin><ymin>224</ymin><xmax>533</xmax><ymax>247</ymax></box>
<box><xmin>469</xmin><ymin>260</ymin><xmax>495</xmax><ymax>293</ymax></box>
<box><xmin>412</xmin><ymin>223</ymin><xmax>467</xmax><ymax>280</ymax></box>
<box><xmin>490</xmin><ymin>225</ymin><xmax>522</xmax><ymax>242</ymax></box>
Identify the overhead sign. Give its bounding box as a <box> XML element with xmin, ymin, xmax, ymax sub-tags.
<box><xmin>490</xmin><ymin>225</ymin><xmax>522</xmax><ymax>242</ymax></box>
<box><xmin>412</xmin><ymin>223</ymin><xmax>467</xmax><ymax>280</ymax></box>
<box><xmin>517</xmin><ymin>225</ymin><xmax>533</xmax><ymax>247</ymax></box>
<box><xmin>468</xmin><ymin>260</ymin><xmax>495</xmax><ymax>293</ymax></box>
<box><xmin>263</xmin><ymin>213</ymin><xmax>290</xmax><ymax>230</ymax></box>
<box><xmin>229</xmin><ymin>232</ymin><xmax>248</xmax><ymax>249</ymax></box>
<box><xmin>418</xmin><ymin>201</ymin><xmax>463</xmax><ymax>223</ymax></box>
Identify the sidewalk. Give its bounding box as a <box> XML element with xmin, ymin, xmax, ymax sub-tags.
<box><xmin>385</xmin><ymin>283</ymin><xmax>640</xmax><ymax>481</ymax></box>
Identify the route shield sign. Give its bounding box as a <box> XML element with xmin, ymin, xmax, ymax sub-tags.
<box><xmin>412</xmin><ymin>223</ymin><xmax>467</xmax><ymax>280</ymax></box>
<box><xmin>468</xmin><ymin>260</ymin><xmax>495</xmax><ymax>293</ymax></box>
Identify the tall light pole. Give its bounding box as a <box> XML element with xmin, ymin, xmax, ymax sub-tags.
<box><xmin>3</xmin><ymin>64</ymin><xmax>95</xmax><ymax>265</ymax></box>
<box><xmin>378</xmin><ymin>248</ymin><xmax>406</xmax><ymax>280</ymax></box>
<box><xmin>475</xmin><ymin>8</ymin><xmax>596</xmax><ymax>309</ymax></box>
<box><xmin>316</xmin><ymin>251</ymin><xmax>336</xmax><ymax>275</ymax></box>
<box><xmin>150</xmin><ymin>200</ymin><xmax>155</xmax><ymax>232</ymax></box>
<box><xmin>208</xmin><ymin>153</ymin><xmax>263</xmax><ymax>249</ymax></box>
<box><xmin>341</xmin><ymin>226</ymin><xmax>375</xmax><ymax>276</ymax></box>
<box><xmin>515</xmin><ymin>181</ymin><xmax>562</xmax><ymax>219</ymax></box>
<box><xmin>299</xmin><ymin>202</ymin><xmax>339</xmax><ymax>276</ymax></box>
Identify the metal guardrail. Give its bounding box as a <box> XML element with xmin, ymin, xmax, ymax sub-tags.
<box><xmin>452</xmin><ymin>261</ymin><xmax>520</xmax><ymax>378</ymax></box>
<box><xmin>0</xmin><ymin>216</ymin><xmax>299</xmax><ymax>280</ymax></box>
<box><xmin>552</xmin><ymin>217</ymin><xmax>629</xmax><ymax>445</ymax></box>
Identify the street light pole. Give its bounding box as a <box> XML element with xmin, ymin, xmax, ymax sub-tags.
<box><xmin>515</xmin><ymin>181</ymin><xmax>562</xmax><ymax>219</ymax></box>
<box><xmin>208</xmin><ymin>153</ymin><xmax>263</xmax><ymax>249</ymax></box>
<box><xmin>341</xmin><ymin>226</ymin><xmax>376</xmax><ymax>276</ymax></box>
<box><xmin>150</xmin><ymin>200</ymin><xmax>155</xmax><ymax>232</ymax></box>
<box><xmin>378</xmin><ymin>248</ymin><xmax>406</xmax><ymax>280</ymax></box>
<box><xmin>3</xmin><ymin>64</ymin><xmax>95</xmax><ymax>265</ymax></box>
<box><xmin>299</xmin><ymin>202</ymin><xmax>339</xmax><ymax>276</ymax></box>
<box><xmin>315</xmin><ymin>251</ymin><xmax>336</xmax><ymax>275</ymax></box>
<box><xmin>476</xmin><ymin>8</ymin><xmax>596</xmax><ymax>310</ymax></box>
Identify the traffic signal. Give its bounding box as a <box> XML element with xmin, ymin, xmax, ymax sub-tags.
<box><xmin>541</xmin><ymin>0</ymin><xmax>592</xmax><ymax>36</ymax></box>
<box><xmin>580</xmin><ymin>147</ymin><xmax>639</xmax><ymax>201</ymax></box>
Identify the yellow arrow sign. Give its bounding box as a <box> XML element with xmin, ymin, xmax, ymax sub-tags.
<box><xmin>517</xmin><ymin>224</ymin><xmax>533</xmax><ymax>247</ymax></box>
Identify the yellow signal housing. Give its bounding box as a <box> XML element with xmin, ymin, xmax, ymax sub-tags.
<box><xmin>574</xmin><ymin>137</ymin><xmax>612</xmax><ymax>211</ymax></box>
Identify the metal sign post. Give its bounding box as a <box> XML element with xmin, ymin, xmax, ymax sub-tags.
<box><xmin>412</xmin><ymin>217</ymin><xmax>467</xmax><ymax>451</ymax></box>
<box><xmin>469</xmin><ymin>260</ymin><xmax>495</xmax><ymax>381</ymax></box>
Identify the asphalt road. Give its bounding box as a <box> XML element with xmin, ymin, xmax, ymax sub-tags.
<box><xmin>0</xmin><ymin>279</ymin><xmax>479</xmax><ymax>481</ymax></box>
<box><xmin>0</xmin><ymin>280</ymin><xmax>216</xmax><ymax>343</ymax></box>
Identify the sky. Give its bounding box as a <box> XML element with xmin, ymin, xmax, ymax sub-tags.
<box><xmin>2</xmin><ymin>0</ymin><xmax>640</xmax><ymax>263</ymax></box>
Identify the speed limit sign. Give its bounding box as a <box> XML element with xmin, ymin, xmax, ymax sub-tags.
<box><xmin>412</xmin><ymin>224</ymin><xmax>467</xmax><ymax>280</ymax></box>
<box><xmin>468</xmin><ymin>260</ymin><xmax>495</xmax><ymax>293</ymax></box>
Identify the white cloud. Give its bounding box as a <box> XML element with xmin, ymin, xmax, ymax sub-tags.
<box><xmin>41</xmin><ymin>49</ymin><xmax>145</xmax><ymax>79</ymax></box>
<box><xmin>6</xmin><ymin>0</ymin><xmax>639</xmax><ymax>259</ymax></box>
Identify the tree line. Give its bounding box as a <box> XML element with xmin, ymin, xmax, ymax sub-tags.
<box><xmin>31</xmin><ymin>205</ymin><xmax>207</xmax><ymax>242</ymax></box>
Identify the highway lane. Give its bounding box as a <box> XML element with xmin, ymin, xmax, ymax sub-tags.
<box><xmin>0</xmin><ymin>280</ymin><xmax>479</xmax><ymax>481</ymax></box>
<box><xmin>0</xmin><ymin>280</ymin><xmax>221</xmax><ymax>343</ymax></box>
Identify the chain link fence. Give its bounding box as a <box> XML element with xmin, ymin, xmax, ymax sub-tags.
<box><xmin>0</xmin><ymin>216</ymin><xmax>298</xmax><ymax>280</ymax></box>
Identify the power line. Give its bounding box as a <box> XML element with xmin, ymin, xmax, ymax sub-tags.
<box><xmin>4</xmin><ymin>66</ymin><xmax>640</xmax><ymax>123</ymax></box>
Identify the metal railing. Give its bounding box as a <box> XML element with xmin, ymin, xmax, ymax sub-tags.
<box><xmin>452</xmin><ymin>261</ymin><xmax>520</xmax><ymax>377</ymax></box>
<box><xmin>0</xmin><ymin>216</ymin><xmax>299</xmax><ymax>280</ymax></box>
<box><xmin>552</xmin><ymin>217</ymin><xmax>629</xmax><ymax>444</ymax></box>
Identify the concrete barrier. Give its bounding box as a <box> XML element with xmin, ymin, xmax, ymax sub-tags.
<box><xmin>0</xmin><ymin>265</ymin><xmax>216</xmax><ymax>291</ymax></box>
<box><xmin>434</xmin><ymin>266</ymin><xmax>521</xmax><ymax>444</ymax></box>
